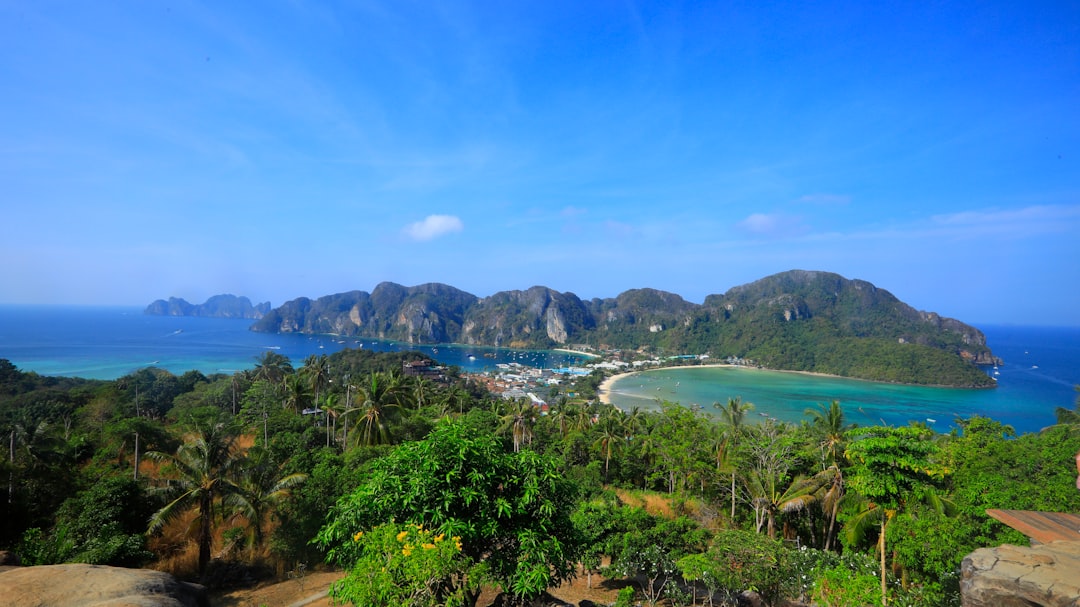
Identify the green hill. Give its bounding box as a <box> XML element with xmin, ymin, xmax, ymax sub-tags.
<box><xmin>247</xmin><ymin>270</ymin><xmax>999</xmax><ymax>387</ymax></box>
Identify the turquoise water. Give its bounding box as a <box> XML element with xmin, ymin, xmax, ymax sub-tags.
<box><xmin>1</xmin><ymin>306</ymin><xmax>1076</xmax><ymax>435</ymax></box>
<box><xmin>606</xmin><ymin>324</ymin><xmax>1080</xmax><ymax>435</ymax></box>
<box><xmin>0</xmin><ymin>305</ymin><xmax>589</xmax><ymax>379</ymax></box>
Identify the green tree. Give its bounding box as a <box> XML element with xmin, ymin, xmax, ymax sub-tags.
<box><xmin>147</xmin><ymin>413</ymin><xmax>244</xmax><ymax>575</ymax></box>
<box><xmin>301</xmin><ymin>354</ymin><xmax>330</xmax><ymax>408</ymax></box>
<box><xmin>226</xmin><ymin>445</ymin><xmax>307</xmax><ymax>556</ymax></box>
<box><xmin>593</xmin><ymin>415</ymin><xmax>624</xmax><ymax>483</ymax></box>
<box><xmin>805</xmin><ymin>400</ymin><xmax>853</xmax><ymax>467</ymax></box>
<box><xmin>251</xmin><ymin>351</ymin><xmax>293</xmax><ymax>386</ymax></box>
<box><xmin>715</xmin><ymin>396</ymin><xmax>754</xmax><ymax>519</ymax></box>
<box><xmin>353</xmin><ymin>372</ymin><xmax>408</xmax><ymax>447</ymax></box>
<box><xmin>844</xmin><ymin>425</ymin><xmax>943</xmax><ymax>606</ymax></box>
<box><xmin>18</xmin><ymin>476</ymin><xmax>155</xmax><ymax>567</ymax></box>
<box><xmin>318</xmin><ymin>420</ymin><xmax>582</xmax><ymax>607</ymax></box>
<box><xmin>330</xmin><ymin>522</ymin><xmax>469</xmax><ymax>607</ymax></box>
<box><xmin>498</xmin><ymin>398</ymin><xmax>536</xmax><ymax>453</ymax></box>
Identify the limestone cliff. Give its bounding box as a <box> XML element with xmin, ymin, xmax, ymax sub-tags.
<box><xmin>248</xmin><ymin>270</ymin><xmax>1000</xmax><ymax>387</ymax></box>
<box><xmin>145</xmin><ymin>294</ymin><xmax>270</xmax><ymax>320</ymax></box>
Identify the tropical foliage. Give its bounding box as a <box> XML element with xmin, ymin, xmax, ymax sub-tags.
<box><xmin>0</xmin><ymin>350</ymin><xmax>1077</xmax><ymax>607</ymax></box>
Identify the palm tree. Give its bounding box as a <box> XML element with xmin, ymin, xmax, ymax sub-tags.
<box><xmin>252</xmin><ymin>351</ymin><xmax>293</xmax><ymax>386</ymax></box>
<box><xmin>593</xmin><ymin>415</ymin><xmax>624</xmax><ymax>483</ymax></box>
<box><xmin>805</xmin><ymin>400</ymin><xmax>852</xmax><ymax>467</ymax></box>
<box><xmin>708</xmin><ymin>430</ymin><xmax>739</xmax><ymax>523</ymax></box>
<box><xmin>147</xmin><ymin>416</ymin><xmax>243</xmax><ymax>575</ymax></box>
<box><xmin>322</xmin><ymin>393</ymin><xmax>343</xmax><ymax>448</ymax></box>
<box><xmin>714</xmin><ymin>396</ymin><xmax>754</xmax><ymax>519</ymax></box>
<box><xmin>410</xmin><ymin>376</ymin><xmax>434</xmax><ymax>411</ymax></box>
<box><xmin>283</xmin><ymin>374</ymin><xmax>309</xmax><ymax>414</ymax></box>
<box><xmin>301</xmin><ymin>354</ymin><xmax>330</xmax><ymax>408</ymax></box>
<box><xmin>499</xmin><ymin>399</ymin><xmax>536</xmax><ymax>453</ymax></box>
<box><xmin>353</xmin><ymin>372</ymin><xmax>406</xmax><ymax>447</ymax></box>
<box><xmin>715</xmin><ymin>396</ymin><xmax>754</xmax><ymax>434</ymax></box>
<box><xmin>225</xmin><ymin>446</ymin><xmax>307</xmax><ymax>555</ymax></box>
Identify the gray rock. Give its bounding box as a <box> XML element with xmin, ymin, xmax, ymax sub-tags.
<box><xmin>0</xmin><ymin>563</ymin><xmax>208</xmax><ymax>607</ymax></box>
<box><xmin>961</xmin><ymin>541</ymin><xmax>1080</xmax><ymax>607</ymax></box>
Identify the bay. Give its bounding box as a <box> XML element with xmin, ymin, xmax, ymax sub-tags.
<box><xmin>605</xmin><ymin>325</ymin><xmax>1080</xmax><ymax>435</ymax></box>
<box><xmin>1</xmin><ymin>306</ymin><xmax>1076</xmax><ymax>435</ymax></box>
<box><xmin>0</xmin><ymin>305</ymin><xmax>589</xmax><ymax>379</ymax></box>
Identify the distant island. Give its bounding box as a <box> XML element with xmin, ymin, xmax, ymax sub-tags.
<box><xmin>245</xmin><ymin>270</ymin><xmax>1001</xmax><ymax>388</ymax></box>
<box><xmin>144</xmin><ymin>294</ymin><xmax>270</xmax><ymax>319</ymax></box>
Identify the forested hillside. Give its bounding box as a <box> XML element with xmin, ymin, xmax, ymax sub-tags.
<box><xmin>249</xmin><ymin>270</ymin><xmax>998</xmax><ymax>387</ymax></box>
<box><xmin>1</xmin><ymin>354</ymin><xmax>1077</xmax><ymax>606</ymax></box>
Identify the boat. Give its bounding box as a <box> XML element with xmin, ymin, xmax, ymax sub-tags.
<box><xmin>926</xmin><ymin>418</ymin><xmax>936</xmax><ymax>423</ymax></box>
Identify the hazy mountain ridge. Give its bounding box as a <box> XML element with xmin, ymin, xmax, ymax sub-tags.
<box><xmin>245</xmin><ymin>270</ymin><xmax>999</xmax><ymax>387</ymax></box>
<box><xmin>144</xmin><ymin>294</ymin><xmax>270</xmax><ymax>319</ymax></box>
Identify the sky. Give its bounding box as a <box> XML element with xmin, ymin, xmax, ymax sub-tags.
<box><xmin>1</xmin><ymin>1</ymin><xmax>1078</xmax><ymax>326</ymax></box>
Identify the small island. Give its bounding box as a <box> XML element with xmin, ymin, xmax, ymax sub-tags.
<box><xmin>144</xmin><ymin>294</ymin><xmax>270</xmax><ymax>319</ymax></box>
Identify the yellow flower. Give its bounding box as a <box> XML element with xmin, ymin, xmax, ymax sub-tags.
<box><xmin>402</xmin><ymin>544</ymin><xmax>413</xmax><ymax>556</ymax></box>
<box><xmin>352</xmin><ymin>531</ymin><xmax>364</xmax><ymax>542</ymax></box>
<box><xmin>434</xmin><ymin>534</ymin><xmax>445</xmax><ymax>543</ymax></box>
<box><xmin>422</xmin><ymin>543</ymin><xmax>436</xmax><ymax>550</ymax></box>
<box><xmin>396</xmin><ymin>530</ymin><xmax>409</xmax><ymax>543</ymax></box>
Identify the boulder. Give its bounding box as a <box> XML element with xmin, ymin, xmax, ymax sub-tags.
<box><xmin>961</xmin><ymin>541</ymin><xmax>1080</xmax><ymax>607</ymax></box>
<box><xmin>0</xmin><ymin>563</ymin><xmax>208</xmax><ymax>607</ymax></box>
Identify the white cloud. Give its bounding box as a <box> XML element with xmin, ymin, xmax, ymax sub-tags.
<box><xmin>403</xmin><ymin>215</ymin><xmax>464</xmax><ymax>241</ymax></box>
<box><xmin>736</xmin><ymin>212</ymin><xmax>806</xmax><ymax>237</ymax></box>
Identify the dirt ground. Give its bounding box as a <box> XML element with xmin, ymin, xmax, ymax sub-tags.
<box><xmin>209</xmin><ymin>568</ymin><xmax>625</xmax><ymax>607</ymax></box>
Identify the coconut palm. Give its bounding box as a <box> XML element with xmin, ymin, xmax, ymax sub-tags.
<box><xmin>301</xmin><ymin>354</ymin><xmax>330</xmax><ymax>407</ymax></box>
<box><xmin>283</xmin><ymin>374</ymin><xmax>309</xmax><ymax>414</ymax></box>
<box><xmin>499</xmin><ymin>399</ymin><xmax>537</xmax><ymax>453</ymax></box>
<box><xmin>714</xmin><ymin>396</ymin><xmax>754</xmax><ymax>519</ymax></box>
<box><xmin>252</xmin><ymin>351</ymin><xmax>293</xmax><ymax>386</ymax></box>
<box><xmin>593</xmin><ymin>415</ymin><xmax>624</xmax><ymax>482</ymax></box>
<box><xmin>353</xmin><ymin>372</ymin><xmax>407</xmax><ymax>447</ymax></box>
<box><xmin>715</xmin><ymin>396</ymin><xmax>754</xmax><ymax>434</ymax></box>
<box><xmin>322</xmin><ymin>393</ymin><xmax>343</xmax><ymax>448</ymax></box>
<box><xmin>147</xmin><ymin>416</ymin><xmax>243</xmax><ymax>575</ymax></box>
<box><xmin>805</xmin><ymin>400</ymin><xmax>853</xmax><ymax>467</ymax></box>
<box><xmin>225</xmin><ymin>446</ymin><xmax>307</xmax><ymax>555</ymax></box>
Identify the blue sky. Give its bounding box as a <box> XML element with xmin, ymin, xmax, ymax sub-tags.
<box><xmin>1</xmin><ymin>1</ymin><xmax>1078</xmax><ymax>326</ymax></box>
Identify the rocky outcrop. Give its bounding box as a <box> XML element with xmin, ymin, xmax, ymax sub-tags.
<box><xmin>0</xmin><ymin>563</ymin><xmax>208</xmax><ymax>607</ymax></box>
<box><xmin>145</xmin><ymin>295</ymin><xmax>270</xmax><ymax>319</ymax></box>
<box><xmin>961</xmin><ymin>541</ymin><xmax>1080</xmax><ymax>606</ymax></box>
<box><xmin>246</xmin><ymin>271</ymin><xmax>1000</xmax><ymax>387</ymax></box>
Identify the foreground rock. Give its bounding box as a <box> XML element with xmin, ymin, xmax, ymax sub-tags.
<box><xmin>961</xmin><ymin>541</ymin><xmax>1080</xmax><ymax>606</ymax></box>
<box><xmin>0</xmin><ymin>563</ymin><xmax>208</xmax><ymax>607</ymax></box>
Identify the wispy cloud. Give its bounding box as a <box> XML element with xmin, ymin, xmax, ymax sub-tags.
<box><xmin>736</xmin><ymin>212</ymin><xmax>807</xmax><ymax>237</ymax></box>
<box><xmin>403</xmin><ymin>214</ymin><xmax>464</xmax><ymax>241</ymax></box>
<box><xmin>927</xmin><ymin>205</ymin><xmax>1080</xmax><ymax>238</ymax></box>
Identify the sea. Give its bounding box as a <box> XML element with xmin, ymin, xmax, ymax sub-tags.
<box><xmin>0</xmin><ymin>305</ymin><xmax>589</xmax><ymax>380</ymax></box>
<box><xmin>0</xmin><ymin>306</ymin><xmax>1077</xmax><ymax>435</ymax></box>
<box><xmin>604</xmin><ymin>324</ymin><xmax>1080</xmax><ymax>435</ymax></box>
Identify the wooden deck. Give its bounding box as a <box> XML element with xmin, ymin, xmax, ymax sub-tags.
<box><xmin>986</xmin><ymin>509</ymin><xmax>1080</xmax><ymax>544</ymax></box>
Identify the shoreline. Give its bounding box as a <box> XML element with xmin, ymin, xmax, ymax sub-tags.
<box><xmin>553</xmin><ymin>348</ymin><xmax>600</xmax><ymax>359</ymax></box>
<box><xmin>597</xmin><ymin>362</ymin><xmax>993</xmax><ymax>407</ymax></box>
<box><xmin>598</xmin><ymin>363</ymin><xmax>740</xmax><ymax>405</ymax></box>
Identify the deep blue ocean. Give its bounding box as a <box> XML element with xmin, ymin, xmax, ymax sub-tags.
<box><xmin>0</xmin><ymin>306</ymin><xmax>1077</xmax><ymax>435</ymax></box>
<box><xmin>0</xmin><ymin>305</ymin><xmax>588</xmax><ymax>379</ymax></box>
